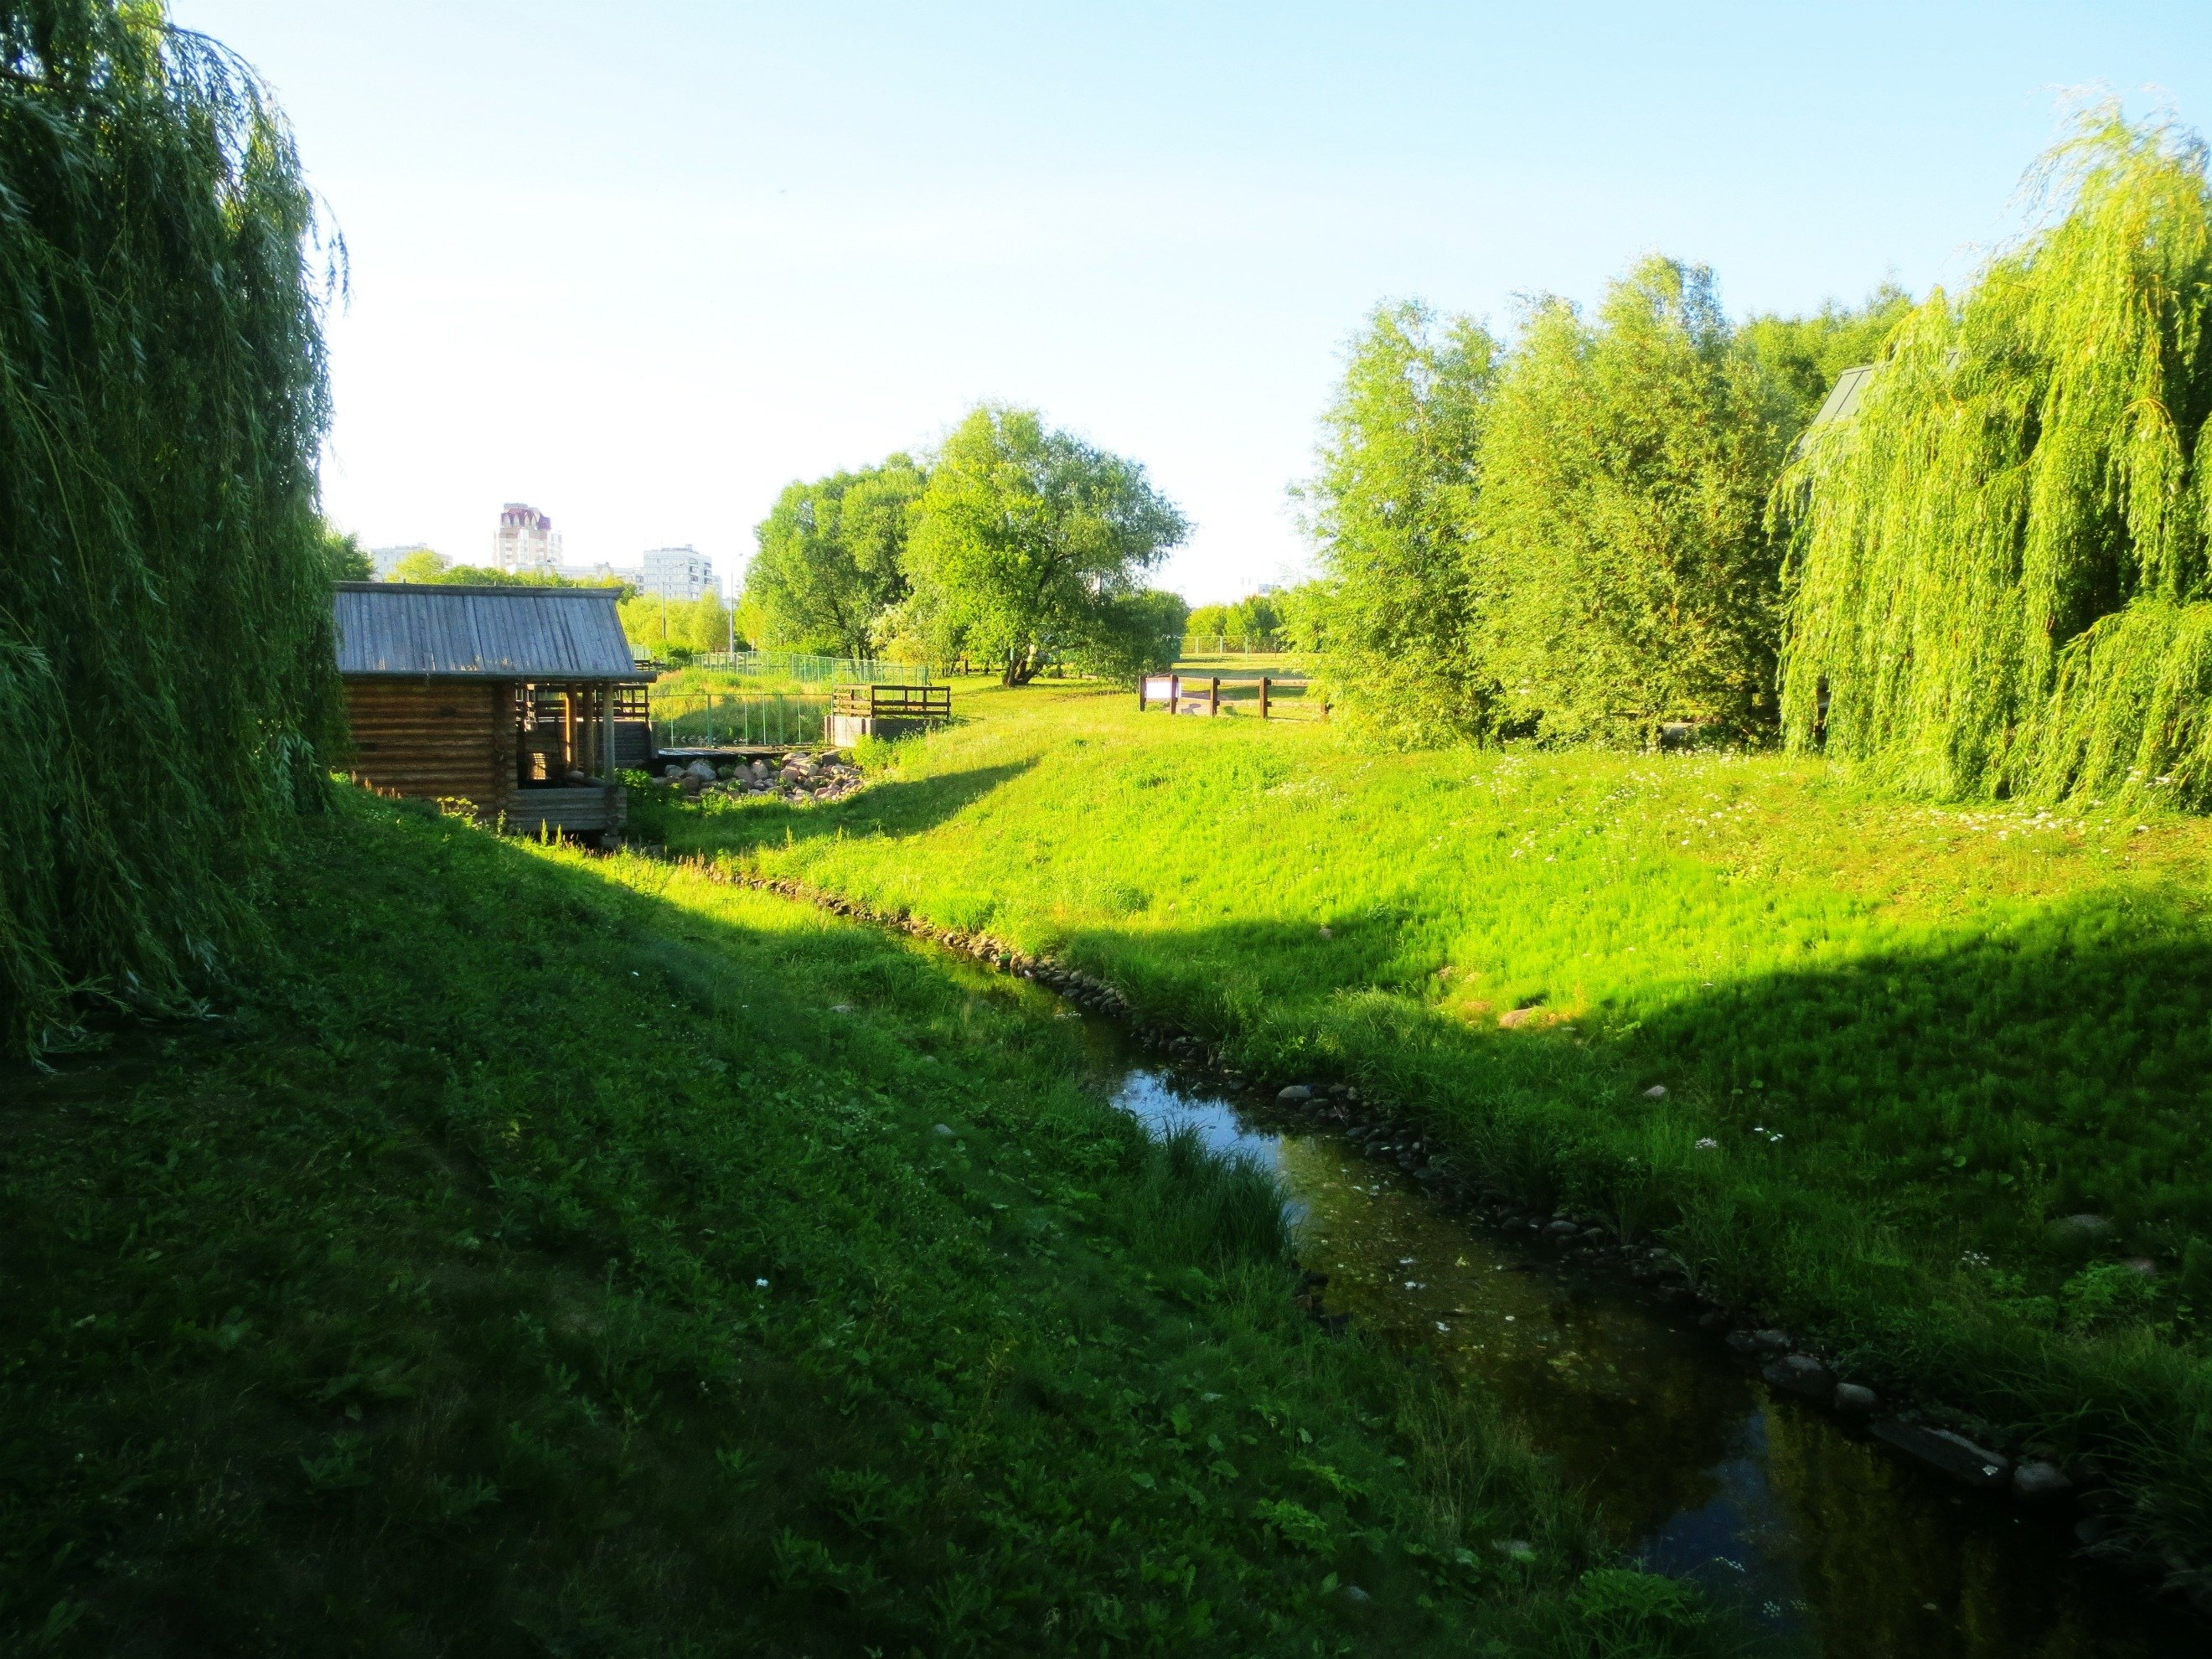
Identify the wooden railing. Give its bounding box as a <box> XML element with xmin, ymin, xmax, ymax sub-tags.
<box><xmin>1138</xmin><ymin>673</ymin><xmax>1328</xmax><ymax>721</ymax></box>
<box><xmin>831</xmin><ymin>684</ymin><xmax>951</xmax><ymax>721</ymax></box>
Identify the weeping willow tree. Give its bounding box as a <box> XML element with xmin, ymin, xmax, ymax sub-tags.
<box><xmin>0</xmin><ymin>3</ymin><xmax>338</xmax><ymax>1055</ymax></box>
<box><xmin>1780</xmin><ymin>111</ymin><xmax>2212</xmax><ymax>807</ymax></box>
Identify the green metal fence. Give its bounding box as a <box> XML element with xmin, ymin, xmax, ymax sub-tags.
<box><xmin>693</xmin><ymin>650</ymin><xmax>928</xmax><ymax>686</ymax></box>
<box><xmin>652</xmin><ymin>693</ymin><xmax>828</xmax><ymax>751</ymax></box>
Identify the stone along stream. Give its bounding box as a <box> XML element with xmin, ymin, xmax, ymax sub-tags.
<box><xmin>1085</xmin><ymin>1050</ymin><xmax>2199</xmax><ymax>1657</ymax></box>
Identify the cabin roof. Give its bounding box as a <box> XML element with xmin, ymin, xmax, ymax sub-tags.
<box><xmin>334</xmin><ymin>582</ymin><xmax>646</xmax><ymax>681</ymax></box>
<box><xmin>1808</xmin><ymin>363</ymin><xmax>1876</xmax><ymax>428</ymax></box>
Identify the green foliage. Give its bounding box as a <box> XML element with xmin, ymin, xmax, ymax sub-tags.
<box><xmin>907</xmin><ymin>405</ymin><xmax>1189</xmax><ymax>685</ymax></box>
<box><xmin>1187</xmin><ymin>592</ymin><xmax>1287</xmax><ymax>648</ymax></box>
<box><xmin>1737</xmin><ymin>285</ymin><xmax>1913</xmax><ymax>433</ymax></box>
<box><xmin>650</xmin><ymin>684</ymin><xmax>2212</xmax><ymax>1568</ymax></box>
<box><xmin>386</xmin><ymin>547</ymin><xmax>450</xmax><ymax>582</ymax></box>
<box><xmin>320</xmin><ymin>523</ymin><xmax>374</xmax><ymax>581</ymax></box>
<box><xmin>0</xmin><ymin>791</ymin><xmax>1713</xmax><ymax>1654</ymax></box>
<box><xmin>1473</xmin><ymin>259</ymin><xmax>1786</xmax><ymax>743</ymax></box>
<box><xmin>1064</xmin><ymin>587</ymin><xmax>1189</xmax><ymax>683</ymax></box>
<box><xmin>746</xmin><ymin>454</ymin><xmax>927</xmax><ymax>655</ymax></box>
<box><xmin>1780</xmin><ymin>111</ymin><xmax>2212</xmax><ymax>808</ymax></box>
<box><xmin>619</xmin><ymin>590</ymin><xmax>731</xmax><ymax>659</ymax></box>
<box><xmin>1298</xmin><ymin>300</ymin><xmax>1498</xmax><ymax>744</ymax></box>
<box><xmin>0</xmin><ymin>2</ymin><xmax>336</xmax><ymax>1055</ymax></box>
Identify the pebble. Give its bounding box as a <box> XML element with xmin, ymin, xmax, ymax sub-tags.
<box><xmin>1642</xmin><ymin>1084</ymin><xmax>1669</xmax><ymax>1099</ymax></box>
<box><xmin>932</xmin><ymin>1124</ymin><xmax>954</xmax><ymax>1137</ymax></box>
<box><xmin>2012</xmin><ymin>1460</ymin><xmax>2074</xmax><ymax>1499</ymax></box>
<box><xmin>1763</xmin><ymin>1354</ymin><xmax>1836</xmax><ymax>1400</ymax></box>
<box><xmin>1872</xmin><ymin>1421</ymin><xmax>2011</xmax><ymax>1491</ymax></box>
<box><xmin>1277</xmin><ymin>1084</ymin><xmax>1315</xmax><ymax>1103</ymax></box>
<box><xmin>1832</xmin><ymin>1382</ymin><xmax>1879</xmax><ymax>1414</ymax></box>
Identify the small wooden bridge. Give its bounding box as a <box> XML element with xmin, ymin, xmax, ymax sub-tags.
<box><xmin>1138</xmin><ymin>673</ymin><xmax>1328</xmax><ymax>721</ymax></box>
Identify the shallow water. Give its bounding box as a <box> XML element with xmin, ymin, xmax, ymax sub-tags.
<box><xmin>1106</xmin><ymin>1065</ymin><xmax>2201</xmax><ymax>1657</ymax></box>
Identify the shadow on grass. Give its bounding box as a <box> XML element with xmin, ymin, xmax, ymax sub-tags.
<box><xmin>643</xmin><ymin>758</ymin><xmax>1039</xmax><ymax>856</ymax></box>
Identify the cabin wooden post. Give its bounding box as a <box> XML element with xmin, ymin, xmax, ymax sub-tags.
<box><xmin>1208</xmin><ymin>676</ymin><xmax>1220</xmax><ymax>717</ymax></box>
<box><xmin>1260</xmin><ymin>676</ymin><xmax>1271</xmax><ymax>721</ymax></box>
<box><xmin>1169</xmin><ymin>673</ymin><xmax>1181</xmax><ymax>714</ymax></box>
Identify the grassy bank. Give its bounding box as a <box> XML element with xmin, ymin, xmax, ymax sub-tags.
<box><xmin>646</xmin><ymin>682</ymin><xmax>2212</xmax><ymax>1571</ymax></box>
<box><xmin>1</xmin><ymin>789</ymin><xmax>1718</xmax><ymax>1656</ymax></box>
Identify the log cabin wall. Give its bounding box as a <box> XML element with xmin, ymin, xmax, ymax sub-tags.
<box><xmin>343</xmin><ymin>678</ymin><xmax>516</xmax><ymax>812</ymax></box>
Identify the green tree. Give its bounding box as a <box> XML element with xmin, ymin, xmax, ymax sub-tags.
<box><xmin>388</xmin><ymin>549</ymin><xmax>451</xmax><ymax>583</ymax></box>
<box><xmin>1185</xmin><ymin>602</ymin><xmax>1230</xmax><ymax>643</ymax></box>
<box><xmin>320</xmin><ymin>524</ymin><xmax>373</xmax><ymax>581</ymax></box>
<box><xmin>907</xmin><ymin>406</ymin><xmax>1188</xmax><ymax>685</ymax></box>
<box><xmin>1781</xmin><ymin>111</ymin><xmax>2212</xmax><ymax>808</ymax></box>
<box><xmin>1296</xmin><ymin>301</ymin><xmax>1498</xmax><ymax>743</ymax></box>
<box><xmin>1472</xmin><ymin>257</ymin><xmax>1786</xmax><ymax>743</ymax></box>
<box><xmin>620</xmin><ymin>592</ymin><xmax>731</xmax><ymax>659</ymax></box>
<box><xmin>746</xmin><ymin>455</ymin><xmax>926</xmax><ymax>655</ymax></box>
<box><xmin>0</xmin><ymin>2</ymin><xmax>335</xmax><ymax>1053</ymax></box>
<box><xmin>1739</xmin><ymin>286</ymin><xmax>1914</xmax><ymax>436</ymax></box>
<box><xmin>1067</xmin><ymin>588</ymin><xmax>1190</xmax><ymax>681</ymax></box>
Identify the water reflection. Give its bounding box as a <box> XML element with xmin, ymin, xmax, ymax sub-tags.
<box><xmin>1108</xmin><ymin>1065</ymin><xmax>2199</xmax><ymax>1658</ymax></box>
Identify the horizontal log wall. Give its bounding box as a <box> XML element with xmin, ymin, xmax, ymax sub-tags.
<box><xmin>344</xmin><ymin>679</ymin><xmax>514</xmax><ymax>810</ymax></box>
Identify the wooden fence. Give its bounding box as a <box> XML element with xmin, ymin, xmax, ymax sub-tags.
<box><xmin>1137</xmin><ymin>673</ymin><xmax>1329</xmax><ymax>721</ymax></box>
<box><xmin>830</xmin><ymin>684</ymin><xmax>952</xmax><ymax>721</ymax></box>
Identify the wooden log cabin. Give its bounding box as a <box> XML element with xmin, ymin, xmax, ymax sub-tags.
<box><xmin>333</xmin><ymin>581</ymin><xmax>652</xmax><ymax>838</ymax></box>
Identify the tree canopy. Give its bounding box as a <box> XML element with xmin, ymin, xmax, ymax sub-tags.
<box><xmin>1472</xmin><ymin>257</ymin><xmax>1785</xmax><ymax>742</ymax></box>
<box><xmin>1780</xmin><ymin>110</ymin><xmax>2212</xmax><ymax>809</ymax></box>
<box><xmin>745</xmin><ymin>455</ymin><xmax>927</xmax><ymax>656</ymax></box>
<box><xmin>0</xmin><ymin>1</ymin><xmax>334</xmax><ymax>1054</ymax></box>
<box><xmin>1296</xmin><ymin>301</ymin><xmax>1496</xmax><ymax>743</ymax></box>
<box><xmin>904</xmin><ymin>406</ymin><xmax>1189</xmax><ymax>685</ymax></box>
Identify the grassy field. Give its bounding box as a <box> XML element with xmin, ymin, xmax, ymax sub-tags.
<box><xmin>646</xmin><ymin>682</ymin><xmax>2212</xmax><ymax>1568</ymax></box>
<box><xmin>1</xmin><ymin>789</ymin><xmax>1723</xmax><ymax>1656</ymax></box>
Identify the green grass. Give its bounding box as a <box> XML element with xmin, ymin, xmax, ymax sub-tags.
<box><xmin>646</xmin><ymin>682</ymin><xmax>2212</xmax><ymax>1568</ymax></box>
<box><xmin>0</xmin><ymin>789</ymin><xmax>1724</xmax><ymax>1656</ymax></box>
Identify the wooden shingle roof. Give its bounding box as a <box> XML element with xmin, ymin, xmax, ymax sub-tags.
<box><xmin>334</xmin><ymin>582</ymin><xmax>644</xmax><ymax>681</ymax></box>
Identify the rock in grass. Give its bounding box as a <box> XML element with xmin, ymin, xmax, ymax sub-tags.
<box><xmin>1832</xmin><ymin>1382</ymin><xmax>1878</xmax><ymax>1414</ymax></box>
<box><xmin>932</xmin><ymin>1124</ymin><xmax>954</xmax><ymax>1137</ymax></box>
<box><xmin>2012</xmin><ymin>1460</ymin><xmax>2074</xmax><ymax>1499</ymax></box>
<box><xmin>1642</xmin><ymin>1084</ymin><xmax>1669</xmax><ymax>1099</ymax></box>
<box><xmin>1276</xmin><ymin>1084</ymin><xmax>1315</xmax><ymax>1103</ymax></box>
<box><xmin>1544</xmin><ymin>1219</ymin><xmax>1581</xmax><ymax>1238</ymax></box>
<box><xmin>2045</xmin><ymin>1213</ymin><xmax>2116</xmax><ymax>1250</ymax></box>
<box><xmin>1749</xmin><ymin>1329</ymin><xmax>1790</xmax><ymax>1354</ymax></box>
<box><xmin>1872</xmin><ymin>1421</ymin><xmax>2011</xmax><ymax>1490</ymax></box>
<box><xmin>1763</xmin><ymin>1354</ymin><xmax>1835</xmax><ymax>1400</ymax></box>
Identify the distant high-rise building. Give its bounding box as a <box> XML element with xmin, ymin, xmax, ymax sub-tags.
<box><xmin>370</xmin><ymin>542</ymin><xmax>435</xmax><ymax>579</ymax></box>
<box><xmin>494</xmin><ymin>504</ymin><xmax>561</xmax><ymax>573</ymax></box>
<box><xmin>641</xmin><ymin>545</ymin><xmax>716</xmax><ymax>602</ymax></box>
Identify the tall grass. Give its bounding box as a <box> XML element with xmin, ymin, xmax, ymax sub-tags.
<box><xmin>650</xmin><ymin>681</ymin><xmax>2212</xmax><ymax>1560</ymax></box>
<box><xmin>0</xmin><ymin>3</ymin><xmax>336</xmax><ymax>1053</ymax></box>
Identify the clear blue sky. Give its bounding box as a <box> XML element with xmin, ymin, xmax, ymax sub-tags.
<box><xmin>173</xmin><ymin>1</ymin><xmax>2209</xmax><ymax>603</ymax></box>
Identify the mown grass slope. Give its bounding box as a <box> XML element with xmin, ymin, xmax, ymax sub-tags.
<box><xmin>649</xmin><ymin>680</ymin><xmax>2212</xmax><ymax>1567</ymax></box>
<box><xmin>1</xmin><ymin>789</ymin><xmax>1718</xmax><ymax>1657</ymax></box>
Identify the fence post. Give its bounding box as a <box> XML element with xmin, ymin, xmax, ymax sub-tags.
<box><xmin>1137</xmin><ymin>678</ymin><xmax>1148</xmax><ymax>711</ymax></box>
<box><xmin>1260</xmin><ymin>676</ymin><xmax>1271</xmax><ymax>721</ymax></box>
<box><xmin>1208</xmin><ymin>676</ymin><xmax>1220</xmax><ymax>717</ymax></box>
<box><xmin>1168</xmin><ymin>673</ymin><xmax>1181</xmax><ymax>715</ymax></box>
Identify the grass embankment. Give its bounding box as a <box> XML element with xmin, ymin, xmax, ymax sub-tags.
<box><xmin>649</xmin><ymin>682</ymin><xmax>2212</xmax><ymax>1569</ymax></box>
<box><xmin>2</xmin><ymin>790</ymin><xmax>1718</xmax><ymax>1656</ymax></box>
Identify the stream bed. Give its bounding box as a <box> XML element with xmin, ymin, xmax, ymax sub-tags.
<box><xmin>1097</xmin><ymin>1057</ymin><xmax>2200</xmax><ymax>1658</ymax></box>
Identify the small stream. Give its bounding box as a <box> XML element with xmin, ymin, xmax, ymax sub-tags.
<box><xmin>1095</xmin><ymin>1057</ymin><xmax>2200</xmax><ymax>1657</ymax></box>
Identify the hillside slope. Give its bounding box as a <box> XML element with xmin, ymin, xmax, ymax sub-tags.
<box><xmin>652</xmin><ymin>682</ymin><xmax>2212</xmax><ymax>1570</ymax></box>
<box><xmin>1</xmin><ymin>791</ymin><xmax>1713</xmax><ymax>1656</ymax></box>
